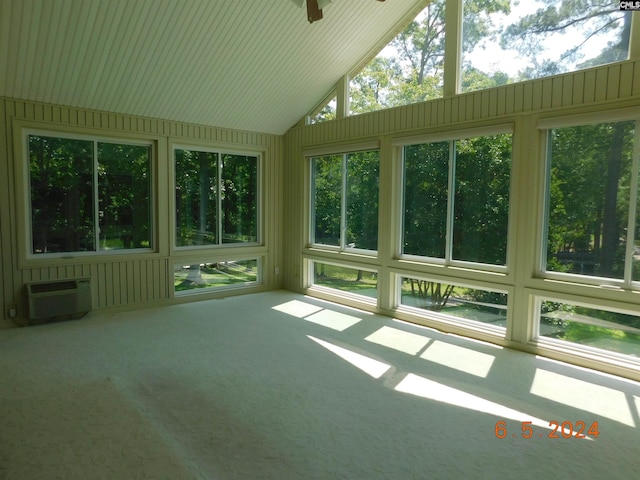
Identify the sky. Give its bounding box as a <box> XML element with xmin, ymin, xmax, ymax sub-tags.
<box><xmin>464</xmin><ymin>0</ymin><xmax>621</xmax><ymax>77</ymax></box>
<box><xmin>379</xmin><ymin>0</ymin><xmax>622</xmax><ymax>79</ymax></box>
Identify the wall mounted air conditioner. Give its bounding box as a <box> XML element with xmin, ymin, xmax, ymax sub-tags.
<box><xmin>26</xmin><ymin>278</ymin><xmax>92</xmax><ymax>323</ymax></box>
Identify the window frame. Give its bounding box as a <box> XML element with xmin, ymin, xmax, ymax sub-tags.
<box><xmin>532</xmin><ymin>291</ymin><xmax>640</xmax><ymax>368</ymax></box>
<box><xmin>21</xmin><ymin>127</ymin><xmax>156</xmax><ymax>260</ymax></box>
<box><xmin>394</xmin><ymin>124</ymin><xmax>514</xmax><ymax>273</ymax></box>
<box><xmin>307</xmin><ymin>258</ymin><xmax>379</xmax><ymax>306</ymax></box>
<box><xmin>173</xmin><ymin>256</ymin><xmax>263</xmax><ymax>297</ymax></box>
<box><xmin>307</xmin><ymin>142</ymin><xmax>380</xmax><ymax>256</ymax></box>
<box><xmin>395</xmin><ymin>271</ymin><xmax>510</xmax><ymax>336</ymax></box>
<box><xmin>172</xmin><ymin>143</ymin><xmax>262</xmax><ymax>251</ymax></box>
<box><xmin>537</xmin><ymin>109</ymin><xmax>640</xmax><ymax>290</ymax></box>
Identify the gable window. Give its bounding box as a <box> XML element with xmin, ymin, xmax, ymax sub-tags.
<box><xmin>28</xmin><ymin>133</ymin><xmax>152</xmax><ymax>255</ymax></box>
<box><xmin>174</xmin><ymin>147</ymin><xmax>259</xmax><ymax>247</ymax></box>
<box><xmin>310</xmin><ymin>148</ymin><xmax>379</xmax><ymax>252</ymax></box>
<box><xmin>462</xmin><ymin>0</ymin><xmax>630</xmax><ymax>93</ymax></box>
<box><xmin>400</xmin><ymin>128</ymin><xmax>512</xmax><ymax>267</ymax></box>
<box><xmin>349</xmin><ymin>2</ymin><xmax>445</xmax><ymax>114</ymax></box>
<box><xmin>542</xmin><ymin>118</ymin><xmax>639</xmax><ymax>284</ymax></box>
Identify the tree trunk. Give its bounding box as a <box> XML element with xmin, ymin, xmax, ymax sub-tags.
<box><xmin>599</xmin><ymin>123</ymin><xmax>625</xmax><ymax>276</ymax></box>
<box><xmin>198</xmin><ymin>151</ymin><xmax>210</xmax><ymax>243</ymax></box>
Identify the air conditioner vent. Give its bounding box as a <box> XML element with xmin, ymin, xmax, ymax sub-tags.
<box><xmin>25</xmin><ymin>278</ymin><xmax>92</xmax><ymax>324</ymax></box>
<box><xmin>29</xmin><ymin>280</ymin><xmax>78</xmax><ymax>294</ymax></box>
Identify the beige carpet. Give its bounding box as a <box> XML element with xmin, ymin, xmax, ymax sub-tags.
<box><xmin>1</xmin><ymin>290</ymin><xmax>639</xmax><ymax>479</ymax></box>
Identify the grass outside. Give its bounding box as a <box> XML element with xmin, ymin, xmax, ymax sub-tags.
<box><xmin>541</xmin><ymin>310</ymin><xmax>640</xmax><ymax>358</ymax></box>
<box><xmin>400</xmin><ymin>281</ymin><xmax>507</xmax><ymax>327</ymax></box>
<box><xmin>313</xmin><ymin>263</ymin><xmax>378</xmax><ymax>299</ymax></box>
<box><xmin>175</xmin><ymin>261</ymin><xmax>257</xmax><ymax>292</ymax></box>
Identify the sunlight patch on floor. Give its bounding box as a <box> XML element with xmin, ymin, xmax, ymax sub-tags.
<box><xmin>530</xmin><ymin>369</ymin><xmax>635</xmax><ymax>427</ymax></box>
<box><xmin>307</xmin><ymin>336</ymin><xmax>391</xmax><ymax>379</ymax></box>
<box><xmin>304</xmin><ymin>310</ymin><xmax>362</xmax><ymax>331</ymax></box>
<box><xmin>394</xmin><ymin>373</ymin><xmax>587</xmax><ymax>437</ymax></box>
<box><xmin>419</xmin><ymin>341</ymin><xmax>496</xmax><ymax>378</ymax></box>
<box><xmin>272</xmin><ymin>300</ymin><xmax>323</xmax><ymax>318</ymax></box>
<box><xmin>365</xmin><ymin>326</ymin><xmax>431</xmax><ymax>355</ymax></box>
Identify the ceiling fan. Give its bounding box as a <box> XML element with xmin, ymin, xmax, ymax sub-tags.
<box><xmin>291</xmin><ymin>0</ymin><xmax>386</xmax><ymax>24</ymax></box>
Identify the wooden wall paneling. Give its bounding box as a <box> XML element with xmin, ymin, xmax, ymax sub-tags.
<box><xmin>606</xmin><ymin>64</ymin><xmax>621</xmax><ymax>101</ymax></box>
<box><xmin>594</xmin><ymin>68</ymin><xmax>608</xmax><ymax>102</ymax></box>
<box><xmin>146</xmin><ymin>259</ymin><xmax>154</xmax><ymax>302</ymax></box>
<box><xmin>486</xmin><ymin>89</ymin><xmax>496</xmax><ymax>117</ymax></box>
<box><xmin>583</xmin><ymin>69</ymin><xmax>597</xmax><ymax>104</ymax></box>
<box><xmin>479</xmin><ymin>90</ymin><xmax>488</xmax><ymax>119</ymax></box>
<box><xmin>0</xmin><ymin>101</ymin><xmax>11</xmax><ymax>317</ymax></box>
<box><xmin>560</xmin><ymin>75</ymin><xmax>572</xmax><ymax>108</ymax></box>
<box><xmin>132</xmin><ymin>260</ymin><xmax>141</xmax><ymax>304</ymax></box>
<box><xmin>464</xmin><ymin>94</ymin><xmax>474</xmax><ymax>122</ymax></box>
<box><xmin>497</xmin><ymin>88</ymin><xmax>507</xmax><ymax>116</ymax></box>
<box><xmin>633</xmin><ymin>61</ymin><xmax>640</xmax><ymax>97</ymax></box>
<box><xmin>550</xmin><ymin>76</ymin><xmax>563</xmax><ymax>108</ymax></box>
<box><xmin>619</xmin><ymin>62</ymin><xmax>634</xmax><ymax>98</ymax></box>
<box><xmin>572</xmin><ymin>71</ymin><xmax>585</xmax><ymax>105</ymax></box>
<box><xmin>539</xmin><ymin>78</ymin><xmax>552</xmax><ymax>110</ymax></box>
<box><xmin>443</xmin><ymin>98</ymin><xmax>452</xmax><ymax>124</ymax></box>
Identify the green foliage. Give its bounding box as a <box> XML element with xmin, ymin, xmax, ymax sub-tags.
<box><xmin>403</xmin><ymin>134</ymin><xmax>511</xmax><ymax>265</ymax></box>
<box><xmin>174</xmin><ymin>261</ymin><xmax>258</xmax><ymax>292</ymax></box>
<box><xmin>351</xmin><ymin>0</ymin><xmax>628</xmax><ymax>111</ymax></box>
<box><xmin>175</xmin><ymin>150</ymin><xmax>258</xmax><ymax>246</ymax></box>
<box><xmin>313</xmin><ymin>155</ymin><xmax>342</xmax><ymax>246</ymax></box>
<box><xmin>29</xmin><ymin>135</ymin><xmax>151</xmax><ymax>253</ymax></box>
<box><xmin>501</xmin><ymin>1</ymin><xmax>629</xmax><ymax>78</ymax></box>
<box><xmin>313</xmin><ymin>151</ymin><xmax>379</xmax><ymax>250</ymax></box>
<box><xmin>546</xmin><ymin>121</ymin><xmax>635</xmax><ymax>279</ymax></box>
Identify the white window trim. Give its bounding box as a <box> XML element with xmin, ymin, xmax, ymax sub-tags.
<box><xmin>397</xmin><ymin>125</ymin><xmax>513</xmax><ymax>272</ymax></box>
<box><xmin>23</xmin><ymin>128</ymin><xmax>155</xmax><ymax>260</ymax></box>
<box><xmin>173</xmin><ymin>257</ymin><xmax>263</xmax><ymax>297</ymax></box>
<box><xmin>538</xmin><ymin>114</ymin><xmax>640</xmax><ymax>290</ymax></box>
<box><xmin>172</xmin><ymin>144</ymin><xmax>262</xmax><ymax>251</ymax></box>
<box><xmin>308</xmin><ymin>146</ymin><xmax>380</xmax><ymax>255</ymax></box>
<box><xmin>532</xmin><ymin>293</ymin><xmax>640</xmax><ymax>367</ymax></box>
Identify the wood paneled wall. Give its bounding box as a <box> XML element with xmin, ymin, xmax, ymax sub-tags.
<box><xmin>282</xmin><ymin>60</ymin><xmax>640</xmax><ymax>291</ymax></box>
<box><xmin>0</xmin><ymin>98</ymin><xmax>283</xmax><ymax>323</ymax></box>
<box><xmin>281</xmin><ymin>59</ymin><xmax>640</xmax><ymax>380</ymax></box>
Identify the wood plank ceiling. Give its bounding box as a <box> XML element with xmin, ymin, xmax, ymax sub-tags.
<box><xmin>0</xmin><ymin>0</ymin><xmax>427</xmax><ymax>135</ymax></box>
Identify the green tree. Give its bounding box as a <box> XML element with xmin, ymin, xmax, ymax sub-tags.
<box><xmin>502</xmin><ymin>0</ymin><xmax>629</xmax><ymax>79</ymax></box>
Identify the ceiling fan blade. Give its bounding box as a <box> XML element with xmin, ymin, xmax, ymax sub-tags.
<box><xmin>306</xmin><ymin>0</ymin><xmax>323</xmax><ymax>23</ymax></box>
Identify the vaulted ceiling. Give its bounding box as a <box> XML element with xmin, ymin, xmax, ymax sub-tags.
<box><xmin>0</xmin><ymin>0</ymin><xmax>427</xmax><ymax>135</ymax></box>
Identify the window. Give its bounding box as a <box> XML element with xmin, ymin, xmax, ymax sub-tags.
<box><xmin>543</xmin><ymin>120</ymin><xmax>638</xmax><ymax>283</ymax></box>
<box><xmin>462</xmin><ymin>0</ymin><xmax>630</xmax><ymax>93</ymax></box>
<box><xmin>311</xmin><ymin>149</ymin><xmax>379</xmax><ymax>252</ymax></box>
<box><xmin>399</xmin><ymin>275</ymin><xmax>507</xmax><ymax>331</ymax></box>
<box><xmin>174</xmin><ymin>258</ymin><xmax>260</xmax><ymax>294</ymax></box>
<box><xmin>311</xmin><ymin>261</ymin><xmax>378</xmax><ymax>302</ymax></box>
<box><xmin>401</xmin><ymin>131</ymin><xmax>512</xmax><ymax>267</ymax></box>
<box><xmin>28</xmin><ymin>133</ymin><xmax>152</xmax><ymax>255</ymax></box>
<box><xmin>175</xmin><ymin>148</ymin><xmax>259</xmax><ymax>247</ymax></box>
<box><xmin>308</xmin><ymin>95</ymin><xmax>337</xmax><ymax>124</ymax></box>
<box><xmin>349</xmin><ymin>2</ymin><xmax>444</xmax><ymax>114</ymax></box>
<box><xmin>538</xmin><ymin>298</ymin><xmax>640</xmax><ymax>360</ymax></box>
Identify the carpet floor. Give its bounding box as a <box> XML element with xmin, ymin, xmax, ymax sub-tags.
<box><xmin>1</xmin><ymin>290</ymin><xmax>639</xmax><ymax>479</ymax></box>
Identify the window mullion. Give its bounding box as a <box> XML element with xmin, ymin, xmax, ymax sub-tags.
<box><xmin>624</xmin><ymin>121</ymin><xmax>640</xmax><ymax>285</ymax></box>
<box><xmin>93</xmin><ymin>141</ymin><xmax>100</xmax><ymax>252</ymax></box>
<box><xmin>217</xmin><ymin>153</ymin><xmax>223</xmax><ymax>245</ymax></box>
<box><xmin>446</xmin><ymin>140</ymin><xmax>456</xmax><ymax>263</ymax></box>
<box><xmin>341</xmin><ymin>154</ymin><xmax>348</xmax><ymax>250</ymax></box>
